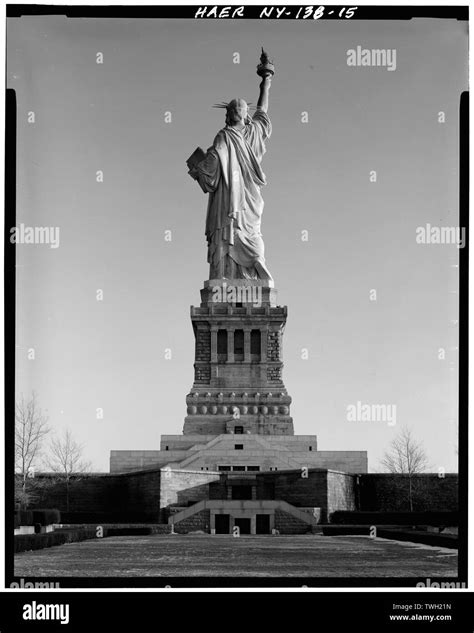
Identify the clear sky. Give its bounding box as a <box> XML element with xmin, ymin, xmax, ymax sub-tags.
<box><xmin>8</xmin><ymin>15</ymin><xmax>467</xmax><ymax>472</ymax></box>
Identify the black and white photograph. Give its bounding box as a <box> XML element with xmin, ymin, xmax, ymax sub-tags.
<box><xmin>2</xmin><ymin>2</ymin><xmax>471</xmax><ymax>631</ymax></box>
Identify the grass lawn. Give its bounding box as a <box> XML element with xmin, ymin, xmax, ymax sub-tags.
<box><xmin>14</xmin><ymin>533</ymin><xmax>458</xmax><ymax>578</ymax></box>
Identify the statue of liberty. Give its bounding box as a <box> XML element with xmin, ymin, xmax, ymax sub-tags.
<box><xmin>187</xmin><ymin>49</ymin><xmax>275</xmax><ymax>281</ymax></box>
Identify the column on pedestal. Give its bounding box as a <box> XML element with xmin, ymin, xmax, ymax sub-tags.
<box><xmin>244</xmin><ymin>328</ymin><xmax>251</xmax><ymax>362</ymax></box>
<box><xmin>210</xmin><ymin>326</ymin><xmax>218</xmax><ymax>363</ymax></box>
<box><xmin>227</xmin><ymin>328</ymin><xmax>234</xmax><ymax>363</ymax></box>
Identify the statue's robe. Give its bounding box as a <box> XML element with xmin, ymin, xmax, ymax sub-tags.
<box><xmin>195</xmin><ymin>108</ymin><xmax>272</xmax><ymax>279</ymax></box>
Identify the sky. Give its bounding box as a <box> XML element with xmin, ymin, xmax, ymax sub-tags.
<box><xmin>8</xmin><ymin>15</ymin><xmax>467</xmax><ymax>472</ymax></box>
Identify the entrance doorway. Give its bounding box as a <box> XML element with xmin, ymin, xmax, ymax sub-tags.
<box><xmin>231</xmin><ymin>485</ymin><xmax>253</xmax><ymax>500</ymax></box>
<box><xmin>215</xmin><ymin>514</ymin><xmax>230</xmax><ymax>534</ymax></box>
<box><xmin>256</xmin><ymin>514</ymin><xmax>270</xmax><ymax>534</ymax></box>
<box><xmin>234</xmin><ymin>518</ymin><xmax>251</xmax><ymax>534</ymax></box>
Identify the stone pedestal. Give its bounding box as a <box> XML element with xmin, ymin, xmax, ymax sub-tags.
<box><xmin>183</xmin><ymin>280</ymin><xmax>293</xmax><ymax>436</ymax></box>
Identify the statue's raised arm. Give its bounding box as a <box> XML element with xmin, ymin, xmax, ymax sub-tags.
<box><xmin>256</xmin><ymin>48</ymin><xmax>274</xmax><ymax>113</ymax></box>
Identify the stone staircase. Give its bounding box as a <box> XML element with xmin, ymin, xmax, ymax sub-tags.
<box><xmin>169</xmin><ymin>499</ymin><xmax>320</xmax><ymax>531</ymax></box>
<box><xmin>165</xmin><ymin>433</ymin><xmax>303</xmax><ymax>471</ymax></box>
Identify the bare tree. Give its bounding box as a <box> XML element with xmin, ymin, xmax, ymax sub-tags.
<box><xmin>381</xmin><ymin>426</ymin><xmax>429</xmax><ymax>511</ymax></box>
<box><xmin>46</xmin><ymin>429</ymin><xmax>91</xmax><ymax>511</ymax></box>
<box><xmin>15</xmin><ymin>392</ymin><xmax>50</xmax><ymax>505</ymax></box>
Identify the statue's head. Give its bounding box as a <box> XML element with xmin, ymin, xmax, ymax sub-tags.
<box><xmin>225</xmin><ymin>98</ymin><xmax>250</xmax><ymax>126</ymax></box>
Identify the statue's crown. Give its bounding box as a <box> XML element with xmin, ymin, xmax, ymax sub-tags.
<box><xmin>212</xmin><ymin>101</ymin><xmax>254</xmax><ymax>110</ymax></box>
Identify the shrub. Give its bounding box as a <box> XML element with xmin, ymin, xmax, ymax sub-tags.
<box><xmin>106</xmin><ymin>527</ymin><xmax>154</xmax><ymax>536</ymax></box>
<box><xmin>15</xmin><ymin>527</ymin><xmax>98</xmax><ymax>553</ymax></box>
<box><xmin>15</xmin><ymin>510</ymin><xmax>34</xmax><ymax>526</ymax></box>
<box><xmin>377</xmin><ymin>528</ymin><xmax>458</xmax><ymax>549</ymax></box>
<box><xmin>321</xmin><ymin>525</ymin><xmax>458</xmax><ymax>548</ymax></box>
<box><xmin>60</xmin><ymin>511</ymin><xmax>159</xmax><ymax>524</ymax></box>
<box><xmin>14</xmin><ymin>485</ymin><xmax>40</xmax><ymax>510</ymax></box>
<box><xmin>330</xmin><ymin>511</ymin><xmax>458</xmax><ymax>526</ymax></box>
<box><xmin>32</xmin><ymin>509</ymin><xmax>61</xmax><ymax>526</ymax></box>
<box><xmin>322</xmin><ymin>526</ymin><xmax>372</xmax><ymax>536</ymax></box>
